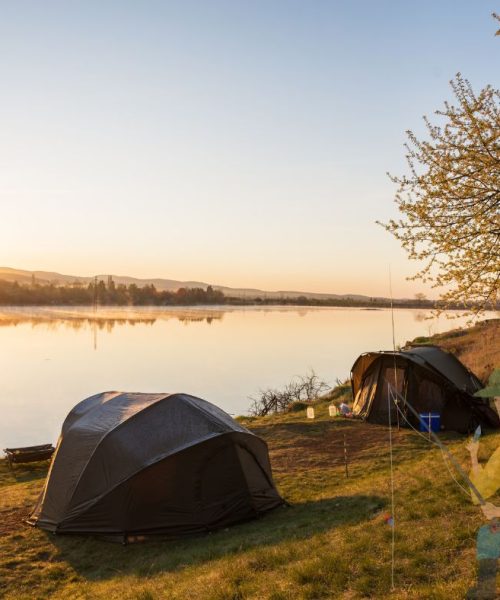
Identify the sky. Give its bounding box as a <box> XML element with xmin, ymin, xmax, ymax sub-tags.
<box><xmin>0</xmin><ymin>1</ymin><xmax>498</xmax><ymax>297</ymax></box>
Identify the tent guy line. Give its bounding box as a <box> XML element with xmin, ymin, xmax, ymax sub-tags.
<box><xmin>388</xmin><ymin>383</ymin><xmax>487</xmax><ymax>506</ymax></box>
<box><xmin>388</xmin><ymin>268</ymin><xmax>397</xmax><ymax>592</ymax></box>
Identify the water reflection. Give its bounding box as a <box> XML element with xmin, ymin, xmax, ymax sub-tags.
<box><xmin>0</xmin><ymin>305</ymin><xmax>361</xmax><ymax>331</ymax></box>
<box><xmin>0</xmin><ymin>306</ymin><xmax>495</xmax><ymax>449</ymax></box>
<box><xmin>0</xmin><ymin>307</ymin><xmax>225</xmax><ymax>331</ymax></box>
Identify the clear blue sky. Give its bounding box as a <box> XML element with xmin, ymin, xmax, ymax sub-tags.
<box><xmin>0</xmin><ymin>1</ymin><xmax>497</xmax><ymax>296</ymax></box>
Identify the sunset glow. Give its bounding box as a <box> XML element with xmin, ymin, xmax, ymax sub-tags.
<box><xmin>0</xmin><ymin>1</ymin><xmax>497</xmax><ymax>297</ymax></box>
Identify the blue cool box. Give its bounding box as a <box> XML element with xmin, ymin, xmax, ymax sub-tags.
<box><xmin>418</xmin><ymin>412</ymin><xmax>441</xmax><ymax>433</ymax></box>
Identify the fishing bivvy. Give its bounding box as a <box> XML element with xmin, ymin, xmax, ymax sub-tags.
<box><xmin>29</xmin><ymin>392</ymin><xmax>284</xmax><ymax>541</ymax></box>
<box><xmin>351</xmin><ymin>345</ymin><xmax>499</xmax><ymax>434</ymax></box>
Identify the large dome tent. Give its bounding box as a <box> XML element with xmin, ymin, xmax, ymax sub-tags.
<box><xmin>350</xmin><ymin>345</ymin><xmax>499</xmax><ymax>433</ymax></box>
<box><xmin>29</xmin><ymin>392</ymin><xmax>284</xmax><ymax>541</ymax></box>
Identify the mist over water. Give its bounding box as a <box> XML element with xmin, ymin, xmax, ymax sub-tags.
<box><xmin>0</xmin><ymin>306</ymin><xmax>493</xmax><ymax>448</ymax></box>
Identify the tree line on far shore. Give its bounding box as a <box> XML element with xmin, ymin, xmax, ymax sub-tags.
<box><xmin>0</xmin><ymin>278</ymin><xmax>451</xmax><ymax>308</ymax></box>
<box><xmin>0</xmin><ymin>279</ymin><xmax>225</xmax><ymax>306</ymax></box>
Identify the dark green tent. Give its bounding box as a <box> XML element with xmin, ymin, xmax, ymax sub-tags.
<box><xmin>29</xmin><ymin>392</ymin><xmax>283</xmax><ymax>541</ymax></box>
<box><xmin>351</xmin><ymin>345</ymin><xmax>500</xmax><ymax>433</ymax></box>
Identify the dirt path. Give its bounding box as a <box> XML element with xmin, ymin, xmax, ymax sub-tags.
<box><xmin>252</xmin><ymin>419</ymin><xmax>413</xmax><ymax>475</ymax></box>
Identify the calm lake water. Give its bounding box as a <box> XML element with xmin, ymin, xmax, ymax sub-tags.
<box><xmin>0</xmin><ymin>305</ymin><xmax>492</xmax><ymax>449</ymax></box>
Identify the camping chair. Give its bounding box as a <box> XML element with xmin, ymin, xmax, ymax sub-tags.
<box><xmin>3</xmin><ymin>444</ymin><xmax>55</xmax><ymax>469</ymax></box>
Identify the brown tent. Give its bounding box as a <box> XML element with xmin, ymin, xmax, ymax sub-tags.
<box><xmin>351</xmin><ymin>345</ymin><xmax>500</xmax><ymax>433</ymax></box>
<box><xmin>29</xmin><ymin>392</ymin><xmax>283</xmax><ymax>541</ymax></box>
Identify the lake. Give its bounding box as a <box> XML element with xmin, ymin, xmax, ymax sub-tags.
<box><xmin>0</xmin><ymin>305</ymin><xmax>490</xmax><ymax>449</ymax></box>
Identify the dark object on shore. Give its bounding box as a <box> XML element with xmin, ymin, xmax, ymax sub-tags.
<box><xmin>28</xmin><ymin>392</ymin><xmax>284</xmax><ymax>541</ymax></box>
<box><xmin>4</xmin><ymin>444</ymin><xmax>55</xmax><ymax>468</ymax></box>
<box><xmin>350</xmin><ymin>345</ymin><xmax>500</xmax><ymax>434</ymax></box>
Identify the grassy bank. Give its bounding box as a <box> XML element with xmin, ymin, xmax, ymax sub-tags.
<box><xmin>406</xmin><ymin>317</ymin><xmax>499</xmax><ymax>382</ymax></box>
<box><xmin>1</xmin><ymin>319</ymin><xmax>498</xmax><ymax>599</ymax></box>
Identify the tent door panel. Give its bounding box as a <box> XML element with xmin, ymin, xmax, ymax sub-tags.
<box><xmin>197</xmin><ymin>443</ymin><xmax>253</xmax><ymax>529</ymax></box>
<box><xmin>353</xmin><ymin>363</ymin><xmax>381</xmax><ymax>417</ymax></box>
<box><xmin>414</xmin><ymin>378</ymin><xmax>446</xmax><ymax>414</ymax></box>
<box><xmin>371</xmin><ymin>365</ymin><xmax>406</xmax><ymax>425</ymax></box>
<box><xmin>234</xmin><ymin>443</ymin><xmax>282</xmax><ymax>513</ymax></box>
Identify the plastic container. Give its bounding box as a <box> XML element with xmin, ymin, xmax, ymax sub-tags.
<box><xmin>418</xmin><ymin>412</ymin><xmax>441</xmax><ymax>433</ymax></box>
<box><xmin>329</xmin><ymin>405</ymin><xmax>339</xmax><ymax>417</ymax></box>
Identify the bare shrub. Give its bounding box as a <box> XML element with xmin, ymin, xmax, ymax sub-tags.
<box><xmin>248</xmin><ymin>370</ymin><xmax>330</xmax><ymax>416</ymax></box>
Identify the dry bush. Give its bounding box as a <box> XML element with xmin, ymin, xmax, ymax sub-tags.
<box><xmin>249</xmin><ymin>371</ymin><xmax>329</xmax><ymax>417</ymax></box>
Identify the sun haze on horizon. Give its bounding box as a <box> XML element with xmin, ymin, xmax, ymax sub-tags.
<box><xmin>0</xmin><ymin>1</ymin><xmax>497</xmax><ymax>298</ymax></box>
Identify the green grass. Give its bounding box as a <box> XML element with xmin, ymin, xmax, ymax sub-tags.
<box><xmin>1</xmin><ymin>399</ymin><xmax>496</xmax><ymax>599</ymax></box>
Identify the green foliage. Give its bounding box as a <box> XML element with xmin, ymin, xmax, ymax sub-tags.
<box><xmin>381</xmin><ymin>74</ymin><xmax>500</xmax><ymax>315</ymax></box>
<box><xmin>327</xmin><ymin>381</ymin><xmax>352</xmax><ymax>402</ymax></box>
<box><xmin>287</xmin><ymin>401</ymin><xmax>309</xmax><ymax>412</ymax></box>
<box><xmin>412</xmin><ymin>336</ymin><xmax>430</xmax><ymax>344</ymax></box>
<box><xmin>0</xmin><ymin>279</ymin><xmax>225</xmax><ymax>307</ymax></box>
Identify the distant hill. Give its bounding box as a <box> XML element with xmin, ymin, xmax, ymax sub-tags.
<box><xmin>0</xmin><ymin>266</ymin><xmax>388</xmax><ymax>302</ymax></box>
